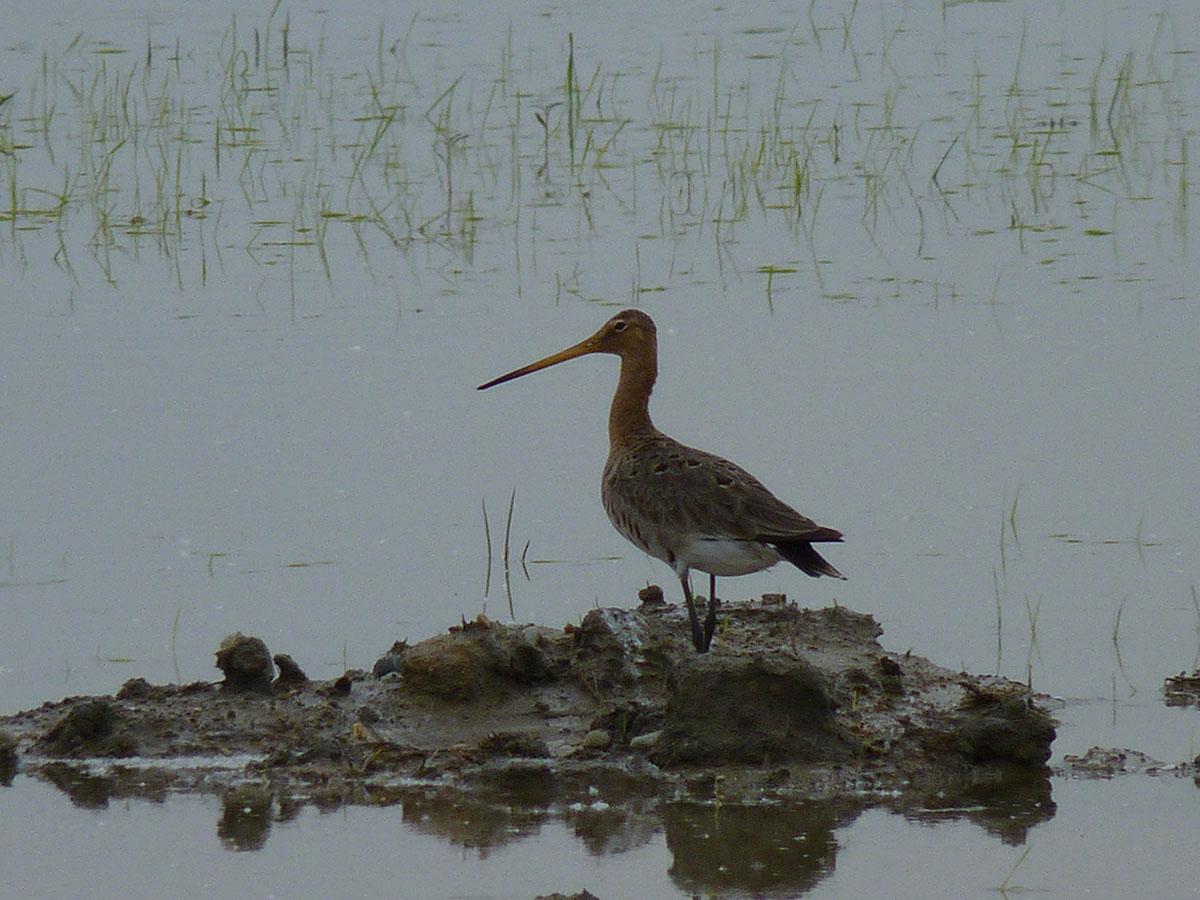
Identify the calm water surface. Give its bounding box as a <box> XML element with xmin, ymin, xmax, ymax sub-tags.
<box><xmin>2</xmin><ymin>0</ymin><xmax>1199</xmax><ymax>896</ymax></box>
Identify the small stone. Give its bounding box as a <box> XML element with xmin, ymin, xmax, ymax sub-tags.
<box><xmin>581</xmin><ymin>729</ymin><xmax>611</xmax><ymax>750</ymax></box>
<box><xmin>629</xmin><ymin>730</ymin><xmax>662</xmax><ymax>750</ymax></box>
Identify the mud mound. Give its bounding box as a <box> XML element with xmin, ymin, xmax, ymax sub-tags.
<box><xmin>0</xmin><ymin>596</ymin><xmax>1056</xmax><ymax>819</ymax></box>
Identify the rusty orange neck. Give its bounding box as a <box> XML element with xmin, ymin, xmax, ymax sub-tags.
<box><xmin>607</xmin><ymin>340</ymin><xmax>659</xmax><ymax>449</ymax></box>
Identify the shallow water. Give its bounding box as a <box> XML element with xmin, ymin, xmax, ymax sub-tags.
<box><xmin>2</xmin><ymin>0</ymin><xmax>1199</xmax><ymax>896</ymax></box>
<box><xmin>5</xmin><ymin>774</ymin><xmax>1199</xmax><ymax>899</ymax></box>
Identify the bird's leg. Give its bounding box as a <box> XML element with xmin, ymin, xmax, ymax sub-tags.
<box><xmin>703</xmin><ymin>573</ymin><xmax>719</xmax><ymax>650</ymax></box>
<box><xmin>679</xmin><ymin>573</ymin><xmax>707</xmax><ymax>652</ymax></box>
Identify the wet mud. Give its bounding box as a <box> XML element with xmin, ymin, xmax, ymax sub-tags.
<box><xmin>2</xmin><ymin>594</ymin><xmax>1070</xmax><ymax>872</ymax></box>
<box><xmin>3</xmin><ymin>595</ymin><xmax>1054</xmax><ymax>797</ymax></box>
<box><xmin>1164</xmin><ymin>669</ymin><xmax>1200</xmax><ymax>709</ymax></box>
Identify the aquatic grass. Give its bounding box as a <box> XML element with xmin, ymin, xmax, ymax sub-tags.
<box><xmin>993</xmin><ymin>568</ymin><xmax>1003</xmax><ymax>674</ymax></box>
<box><xmin>996</xmin><ymin>844</ymin><xmax>1034</xmax><ymax>895</ymax></box>
<box><xmin>171</xmin><ymin>605</ymin><xmax>183</xmax><ymax>683</ymax></box>
<box><xmin>1173</xmin><ymin>134</ymin><xmax>1188</xmax><ymax>239</ymax></box>
<box><xmin>2</xmin><ymin>6</ymin><xmax>1192</xmax><ymax>301</ymax></box>
<box><xmin>1022</xmin><ymin>592</ymin><xmax>1041</xmax><ymax>688</ymax></box>
<box><xmin>998</xmin><ymin>505</ymin><xmax>1007</xmax><ymax>580</ymax></box>
<box><xmin>1111</xmin><ymin>595</ymin><xmax>1128</xmax><ymax>678</ymax></box>
<box><xmin>1105</xmin><ymin>52</ymin><xmax>1135</xmax><ymax>152</ymax></box>
<box><xmin>482</xmin><ymin>494</ymin><xmax>492</xmax><ymax>600</ymax></box>
<box><xmin>1132</xmin><ymin>513</ymin><xmax>1146</xmax><ymax>564</ymax></box>
<box><xmin>503</xmin><ymin>487</ymin><xmax>517</xmax><ymax>619</ymax></box>
<box><xmin>1190</xmin><ymin>586</ymin><xmax>1199</xmax><ymax>671</ymax></box>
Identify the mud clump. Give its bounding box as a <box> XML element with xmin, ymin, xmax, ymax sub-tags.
<box><xmin>477</xmin><ymin>731</ymin><xmax>552</xmax><ymax>759</ymax></box>
<box><xmin>400</xmin><ymin>616</ymin><xmax>559</xmax><ymax>701</ymax></box>
<box><xmin>1059</xmin><ymin>746</ymin><xmax>1181</xmax><ymax>778</ymax></box>
<box><xmin>272</xmin><ymin>653</ymin><xmax>308</xmax><ymax>688</ymax></box>
<box><xmin>1164</xmin><ymin>670</ymin><xmax>1200</xmax><ymax>708</ymax></box>
<box><xmin>36</xmin><ymin>700</ymin><xmax>136</xmax><ymax>758</ymax></box>
<box><xmin>216</xmin><ymin>633</ymin><xmax>275</xmax><ymax>693</ymax></box>
<box><xmin>950</xmin><ymin>685</ymin><xmax>1057</xmax><ymax>765</ymax></box>
<box><xmin>653</xmin><ymin>654</ymin><xmax>845</xmax><ymax>766</ymax></box>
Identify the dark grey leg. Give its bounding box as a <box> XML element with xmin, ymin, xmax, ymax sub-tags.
<box><xmin>680</xmin><ymin>573</ymin><xmax>707</xmax><ymax>652</ymax></box>
<box><xmin>702</xmin><ymin>573</ymin><xmax>719</xmax><ymax>650</ymax></box>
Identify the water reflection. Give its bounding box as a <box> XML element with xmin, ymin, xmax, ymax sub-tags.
<box><xmin>39</xmin><ymin>763</ymin><xmax>124</xmax><ymax>810</ymax></box>
<box><xmin>665</xmin><ymin>800</ymin><xmax>856</xmax><ymax>897</ymax></box>
<box><xmin>564</xmin><ymin>801</ymin><xmax>661</xmax><ymax>858</ymax></box>
<box><xmin>901</xmin><ymin>768</ymin><xmax>1055</xmax><ymax>846</ymax></box>
<box><xmin>217</xmin><ymin>785</ymin><xmax>273</xmax><ymax>852</ymax></box>
<box><xmin>38</xmin><ymin>762</ymin><xmax>169</xmax><ymax>809</ymax></box>
<box><xmin>9</xmin><ymin>760</ymin><xmax>1062</xmax><ymax>895</ymax></box>
<box><xmin>401</xmin><ymin>783</ymin><xmax>552</xmax><ymax>857</ymax></box>
<box><xmin>0</xmin><ymin>737</ymin><xmax>16</xmax><ymax>787</ymax></box>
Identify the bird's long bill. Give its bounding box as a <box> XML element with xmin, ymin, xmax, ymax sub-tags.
<box><xmin>477</xmin><ymin>336</ymin><xmax>598</xmax><ymax>391</ymax></box>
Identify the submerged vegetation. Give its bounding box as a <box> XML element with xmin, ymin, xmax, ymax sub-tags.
<box><xmin>0</xmin><ymin>7</ymin><xmax>1193</xmax><ymax>303</ymax></box>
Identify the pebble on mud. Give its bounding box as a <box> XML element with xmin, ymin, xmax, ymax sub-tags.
<box><xmin>215</xmin><ymin>632</ymin><xmax>275</xmax><ymax>693</ymax></box>
<box><xmin>628</xmin><ymin>729</ymin><xmax>662</xmax><ymax>750</ymax></box>
<box><xmin>581</xmin><ymin>729</ymin><xmax>612</xmax><ymax>750</ymax></box>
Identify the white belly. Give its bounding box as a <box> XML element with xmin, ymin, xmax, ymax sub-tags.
<box><xmin>674</xmin><ymin>536</ymin><xmax>782</xmax><ymax>577</ymax></box>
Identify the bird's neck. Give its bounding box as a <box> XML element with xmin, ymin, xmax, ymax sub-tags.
<box><xmin>608</xmin><ymin>348</ymin><xmax>658</xmax><ymax>449</ymax></box>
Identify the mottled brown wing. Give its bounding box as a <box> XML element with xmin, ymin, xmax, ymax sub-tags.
<box><xmin>604</xmin><ymin>435</ymin><xmax>838</xmax><ymax>543</ymax></box>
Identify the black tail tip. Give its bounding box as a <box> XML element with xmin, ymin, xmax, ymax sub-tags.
<box><xmin>771</xmin><ymin>540</ymin><xmax>846</xmax><ymax>580</ymax></box>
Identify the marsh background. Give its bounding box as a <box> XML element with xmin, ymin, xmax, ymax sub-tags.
<box><xmin>2</xmin><ymin>1</ymin><xmax>1199</xmax><ymax>897</ymax></box>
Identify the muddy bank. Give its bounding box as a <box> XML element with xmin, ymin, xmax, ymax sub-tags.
<box><xmin>3</xmin><ymin>596</ymin><xmax>1052</xmax><ymax>795</ymax></box>
<box><xmin>2</xmin><ymin>595</ymin><xmax>1059</xmax><ymax>846</ymax></box>
<box><xmin>1</xmin><ymin>593</ymin><xmax>1069</xmax><ymax>887</ymax></box>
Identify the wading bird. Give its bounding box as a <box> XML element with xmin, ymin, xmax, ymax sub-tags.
<box><xmin>478</xmin><ymin>309</ymin><xmax>844</xmax><ymax>652</ymax></box>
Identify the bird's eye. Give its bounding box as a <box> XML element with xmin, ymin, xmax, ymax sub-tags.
<box><xmin>613</xmin><ymin>320</ymin><xmax>627</xmax><ymax>332</ymax></box>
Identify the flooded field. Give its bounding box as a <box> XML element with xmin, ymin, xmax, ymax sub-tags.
<box><xmin>2</xmin><ymin>0</ymin><xmax>1199</xmax><ymax>897</ymax></box>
